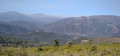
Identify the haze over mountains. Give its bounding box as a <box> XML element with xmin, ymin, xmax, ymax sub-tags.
<box><xmin>0</xmin><ymin>11</ymin><xmax>62</xmax><ymax>33</ymax></box>
<box><xmin>0</xmin><ymin>11</ymin><xmax>120</xmax><ymax>42</ymax></box>
<box><xmin>0</xmin><ymin>11</ymin><xmax>62</xmax><ymax>23</ymax></box>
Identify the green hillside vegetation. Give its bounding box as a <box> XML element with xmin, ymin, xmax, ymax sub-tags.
<box><xmin>13</xmin><ymin>31</ymin><xmax>73</xmax><ymax>45</ymax></box>
<box><xmin>0</xmin><ymin>36</ymin><xmax>26</xmax><ymax>47</ymax></box>
<box><xmin>1</xmin><ymin>34</ymin><xmax>120</xmax><ymax>56</ymax></box>
<box><xmin>0</xmin><ymin>40</ymin><xmax>120</xmax><ymax>56</ymax></box>
<box><xmin>0</xmin><ymin>36</ymin><xmax>37</xmax><ymax>47</ymax></box>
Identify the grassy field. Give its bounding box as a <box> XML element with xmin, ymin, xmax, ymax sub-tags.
<box><xmin>0</xmin><ymin>43</ymin><xmax>120</xmax><ymax>56</ymax></box>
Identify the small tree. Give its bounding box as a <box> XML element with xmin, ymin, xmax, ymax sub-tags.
<box><xmin>67</xmin><ymin>41</ymin><xmax>73</xmax><ymax>47</ymax></box>
<box><xmin>54</xmin><ymin>39</ymin><xmax>59</xmax><ymax>47</ymax></box>
<box><xmin>38</xmin><ymin>47</ymin><xmax>43</xmax><ymax>51</ymax></box>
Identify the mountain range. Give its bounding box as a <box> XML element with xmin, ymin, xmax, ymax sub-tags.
<box><xmin>0</xmin><ymin>11</ymin><xmax>120</xmax><ymax>43</ymax></box>
<box><xmin>0</xmin><ymin>11</ymin><xmax>62</xmax><ymax>24</ymax></box>
<box><xmin>0</xmin><ymin>11</ymin><xmax>62</xmax><ymax>33</ymax></box>
<box><xmin>43</xmin><ymin>15</ymin><xmax>120</xmax><ymax>37</ymax></box>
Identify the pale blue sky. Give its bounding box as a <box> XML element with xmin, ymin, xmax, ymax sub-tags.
<box><xmin>0</xmin><ymin>0</ymin><xmax>120</xmax><ymax>17</ymax></box>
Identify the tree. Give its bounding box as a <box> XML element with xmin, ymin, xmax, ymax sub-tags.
<box><xmin>67</xmin><ymin>41</ymin><xmax>73</xmax><ymax>47</ymax></box>
<box><xmin>54</xmin><ymin>39</ymin><xmax>59</xmax><ymax>47</ymax></box>
<box><xmin>38</xmin><ymin>47</ymin><xmax>43</xmax><ymax>51</ymax></box>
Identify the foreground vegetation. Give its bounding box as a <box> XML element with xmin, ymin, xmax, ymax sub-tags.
<box><xmin>1</xmin><ymin>36</ymin><xmax>120</xmax><ymax>56</ymax></box>
<box><xmin>0</xmin><ymin>43</ymin><xmax>120</xmax><ymax>56</ymax></box>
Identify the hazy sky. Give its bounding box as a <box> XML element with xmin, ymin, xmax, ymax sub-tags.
<box><xmin>0</xmin><ymin>0</ymin><xmax>120</xmax><ymax>17</ymax></box>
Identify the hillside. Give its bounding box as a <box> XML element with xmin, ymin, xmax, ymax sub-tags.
<box><xmin>0</xmin><ymin>24</ymin><xmax>34</xmax><ymax>34</ymax></box>
<box><xmin>44</xmin><ymin>15</ymin><xmax>120</xmax><ymax>37</ymax></box>
<box><xmin>5</xmin><ymin>21</ymin><xmax>41</xmax><ymax>32</ymax></box>
<box><xmin>13</xmin><ymin>31</ymin><xmax>73</xmax><ymax>44</ymax></box>
<box><xmin>1</xmin><ymin>37</ymin><xmax>120</xmax><ymax>56</ymax></box>
<box><xmin>72</xmin><ymin>37</ymin><xmax>120</xmax><ymax>44</ymax></box>
<box><xmin>0</xmin><ymin>36</ymin><xmax>25</xmax><ymax>46</ymax></box>
<box><xmin>0</xmin><ymin>11</ymin><xmax>63</xmax><ymax>33</ymax></box>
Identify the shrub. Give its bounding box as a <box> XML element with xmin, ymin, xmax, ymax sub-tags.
<box><xmin>38</xmin><ymin>47</ymin><xmax>44</xmax><ymax>51</ymax></box>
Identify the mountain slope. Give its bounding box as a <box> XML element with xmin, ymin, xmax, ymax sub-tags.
<box><xmin>0</xmin><ymin>11</ymin><xmax>33</xmax><ymax>22</ymax></box>
<box><xmin>5</xmin><ymin>21</ymin><xmax>41</xmax><ymax>32</ymax></box>
<box><xmin>0</xmin><ymin>11</ymin><xmax>44</xmax><ymax>32</ymax></box>
<box><xmin>0</xmin><ymin>11</ymin><xmax>62</xmax><ymax>24</ymax></box>
<box><xmin>0</xmin><ymin>11</ymin><xmax>63</xmax><ymax>32</ymax></box>
<box><xmin>0</xmin><ymin>24</ymin><xmax>33</xmax><ymax>34</ymax></box>
<box><xmin>44</xmin><ymin>15</ymin><xmax>120</xmax><ymax>37</ymax></box>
